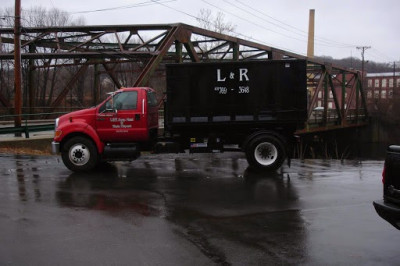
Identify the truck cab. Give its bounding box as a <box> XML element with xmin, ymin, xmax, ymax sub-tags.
<box><xmin>52</xmin><ymin>87</ymin><xmax>159</xmax><ymax>171</ymax></box>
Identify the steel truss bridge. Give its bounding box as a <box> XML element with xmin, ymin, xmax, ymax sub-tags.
<box><xmin>0</xmin><ymin>23</ymin><xmax>368</xmax><ymax>134</ymax></box>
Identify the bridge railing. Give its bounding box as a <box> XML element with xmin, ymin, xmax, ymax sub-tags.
<box><xmin>0</xmin><ymin>112</ymin><xmax>66</xmax><ymax>138</ymax></box>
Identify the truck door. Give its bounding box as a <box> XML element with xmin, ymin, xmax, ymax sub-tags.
<box><xmin>96</xmin><ymin>90</ymin><xmax>143</xmax><ymax>142</ymax></box>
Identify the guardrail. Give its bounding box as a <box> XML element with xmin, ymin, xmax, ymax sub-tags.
<box><xmin>0</xmin><ymin>112</ymin><xmax>66</xmax><ymax>138</ymax></box>
<box><xmin>0</xmin><ymin>110</ymin><xmax>165</xmax><ymax>138</ymax></box>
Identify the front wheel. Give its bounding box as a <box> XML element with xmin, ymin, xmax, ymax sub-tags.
<box><xmin>61</xmin><ymin>136</ymin><xmax>99</xmax><ymax>172</ymax></box>
<box><xmin>245</xmin><ymin>134</ymin><xmax>286</xmax><ymax>171</ymax></box>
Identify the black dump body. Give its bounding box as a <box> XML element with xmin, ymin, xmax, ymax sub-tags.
<box><xmin>165</xmin><ymin>60</ymin><xmax>307</xmax><ymax>142</ymax></box>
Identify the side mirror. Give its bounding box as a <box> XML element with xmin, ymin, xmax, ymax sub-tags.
<box><xmin>106</xmin><ymin>101</ymin><xmax>113</xmax><ymax>111</ymax></box>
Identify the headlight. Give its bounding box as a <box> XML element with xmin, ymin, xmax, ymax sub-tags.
<box><xmin>55</xmin><ymin>118</ymin><xmax>59</xmax><ymax>130</ymax></box>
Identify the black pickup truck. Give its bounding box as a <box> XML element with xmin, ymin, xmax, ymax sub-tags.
<box><xmin>374</xmin><ymin>145</ymin><xmax>400</xmax><ymax>229</ymax></box>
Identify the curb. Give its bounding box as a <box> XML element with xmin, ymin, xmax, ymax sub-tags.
<box><xmin>0</xmin><ymin>136</ymin><xmax>54</xmax><ymax>154</ymax></box>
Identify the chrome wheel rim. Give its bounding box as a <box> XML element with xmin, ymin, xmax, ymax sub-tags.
<box><xmin>69</xmin><ymin>143</ymin><xmax>90</xmax><ymax>166</ymax></box>
<box><xmin>254</xmin><ymin>142</ymin><xmax>278</xmax><ymax>166</ymax></box>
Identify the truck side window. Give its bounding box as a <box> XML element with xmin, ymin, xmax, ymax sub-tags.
<box><xmin>98</xmin><ymin>91</ymin><xmax>138</xmax><ymax>113</ymax></box>
<box><xmin>117</xmin><ymin>91</ymin><xmax>138</xmax><ymax>110</ymax></box>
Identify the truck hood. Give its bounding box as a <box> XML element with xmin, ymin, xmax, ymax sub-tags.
<box><xmin>58</xmin><ymin>107</ymin><xmax>97</xmax><ymax>127</ymax></box>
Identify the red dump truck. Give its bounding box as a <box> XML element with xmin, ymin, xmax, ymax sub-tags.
<box><xmin>52</xmin><ymin>60</ymin><xmax>307</xmax><ymax>172</ymax></box>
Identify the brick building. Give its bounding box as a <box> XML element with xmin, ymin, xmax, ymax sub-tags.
<box><xmin>366</xmin><ymin>72</ymin><xmax>400</xmax><ymax>102</ymax></box>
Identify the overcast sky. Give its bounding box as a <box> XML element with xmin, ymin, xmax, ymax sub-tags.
<box><xmin>2</xmin><ymin>0</ymin><xmax>399</xmax><ymax>63</ymax></box>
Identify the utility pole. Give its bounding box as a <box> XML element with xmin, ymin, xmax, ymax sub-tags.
<box><xmin>356</xmin><ymin>46</ymin><xmax>371</xmax><ymax>88</ymax></box>
<box><xmin>14</xmin><ymin>0</ymin><xmax>22</xmax><ymax>135</ymax></box>
<box><xmin>394</xmin><ymin>61</ymin><xmax>396</xmax><ymax>89</ymax></box>
<box><xmin>394</xmin><ymin>61</ymin><xmax>397</xmax><ymax>88</ymax></box>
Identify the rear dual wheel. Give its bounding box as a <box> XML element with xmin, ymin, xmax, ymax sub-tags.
<box><xmin>245</xmin><ymin>134</ymin><xmax>286</xmax><ymax>171</ymax></box>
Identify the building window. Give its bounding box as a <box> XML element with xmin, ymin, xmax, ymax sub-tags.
<box><xmin>318</xmin><ymin>91</ymin><xmax>322</xmax><ymax>98</ymax></box>
<box><xmin>374</xmin><ymin>90</ymin><xmax>379</xmax><ymax>99</ymax></box>
<box><xmin>382</xmin><ymin>79</ymin><xmax>387</xmax><ymax>88</ymax></box>
<box><xmin>389</xmin><ymin>79</ymin><xmax>394</xmax><ymax>87</ymax></box>
<box><xmin>374</xmin><ymin>79</ymin><xmax>380</xmax><ymax>88</ymax></box>
<box><xmin>389</xmin><ymin>90</ymin><xmax>393</xmax><ymax>98</ymax></box>
<box><xmin>328</xmin><ymin>102</ymin><xmax>333</xmax><ymax>109</ymax></box>
<box><xmin>368</xmin><ymin>79</ymin><xmax>372</xmax><ymax>88</ymax></box>
<box><xmin>381</xmin><ymin>90</ymin><xmax>387</xmax><ymax>99</ymax></box>
<box><xmin>367</xmin><ymin>91</ymin><xmax>372</xmax><ymax>99</ymax></box>
<box><xmin>397</xmin><ymin>78</ymin><xmax>400</xmax><ymax>87</ymax></box>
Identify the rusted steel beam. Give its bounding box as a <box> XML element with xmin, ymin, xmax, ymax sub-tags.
<box><xmin>0</xmin><ymin>51</ymin><xmax>159</xmax><ymax>60</ymax></box>
<box><xmin>175</xmin><ymin>41</ymin><xmax>183</xmax><ymax>63</ymax></box>
<box><xmin>102</xmin><ymin>62</ymin><xmax>123</xmax><ymax>89</ymax></box>
<box><xmin>232</xmin><ymin>43</ymin><xmax>239</xmax><ymax>61</ymax></box>
<box><xmin>201</xmin><ymin>41</ymin><xmax>230</xmax><ymax>57</ymax></box>
<box><xmin>0</xmin><ymin>24</ymin><xmax>174</xmax><ymax>34</ymax></box>
<box><xmin>341</xmin><ymin>72</ymin><xmax>346</xmax><ymax>125</ymax></box>
<box><xmin>67</xmin><ymin>32</ymin><xmax>106</xmax><ymax>52</ymax></box>
<box><xmin>0</xmin><ymin>23</ymin><xmax>358</xmax><ymax>74</ymax></box>
<box><xmin>307</xmin><ymin>69</ymin><xmax>326</xmax><ymax>120</ymax></box>
<box><xmin>243</xmin><ymin>51</ymin><xmax>269</xmax><ymax>60</ymax></box>
<box><xmin>19</xmin><ymin>32</ymin><xmax>50</xmax><ymax>49</ymax></box>
<box><xmin>134</xmin><ymin>26</ymin><xmax>179</xmax><ymax>86</ymax></box>
<box><xmin>131</xmin><ymin>31</ymin><xmax>167</xmax><ymax>52</ymax></box>
<box><xmin>295</xmin><ymin>122</ymin><xmax>368</xmax><ymax>135</ymax></box>
<box><xmin>323</xmin><ymin>74</ymin><xmax>328</xmax><ymax>126</ymax></box>
<box><xmin>344</xmin><ymin>75</ymin><xmax>359</xmax><ymax>119</ymax></box>
<box><xmin>183</xmin><ymin>41</ymin><xmax>200</xmax><ymax>62</ymax></box>
<box><xmin>328</xmin><ymin>74</ymin><xmax>343</xmax><ymax>124</ymax></box>
<box><xmin>50</xmin><ymin>60</ymin><xmax>92</xmax><ymax>109</ymax></box>
<box><xmin>356</xmin><ymin>74</ymin><xmax>368</xmax><ymax>119</ymax></box>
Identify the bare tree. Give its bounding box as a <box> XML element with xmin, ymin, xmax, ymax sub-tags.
<box><xmin>195</xmin><ymin>9</ymin><xmax>236</xmax><ymax>60</ymax></box>
<box><xmin>196</xmin><ymin>9</ymin><xmax>236</xmax><ymax>34</ymax></box>
<box><xmin>0</xmin><ymin>6</ymin><xmax>85</xmax><ymax>112</ymax></box>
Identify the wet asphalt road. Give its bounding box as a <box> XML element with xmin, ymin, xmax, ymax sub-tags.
<box><xmin>0</xmin><ymin>152</ymin><xmax>398</xmax><ymax>265</ymax></box>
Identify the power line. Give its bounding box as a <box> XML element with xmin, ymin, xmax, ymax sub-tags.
<box><xmin>370</xmin><ymin>48</ymin><xmax>396</xmax><ymax>62</ymax></box>
<box><xmin>200</xmin><ymin>0</ymin><xmax>308</xmax><ymax>44</ymax></box>
<box><xmin>150</xmin><ymin>0</ymin><xmax>304</xmax><ymax>55</ymax></box>
<box><xmin>234</xmin><ymin>0</ymin><xmax>357</xmax><ymax>48</ymax></box>
<box><xmin>20</xmin><ymin>0</ymin><xmax>177</xmax><ymax>15</ymax></box>
<box><xmin>149</xmin><ymin>0</ymin><xmax>203</xmax><ymax>22</ymax></box>
<box><xmin>232</xmin><ymin>0</ymin><xmax>357</xmax><ymax>49</ymax></box>
<box><xmin>201</xmin><ymin>0</ymin><xmax>357</xmax><ymax>52</ymax></box>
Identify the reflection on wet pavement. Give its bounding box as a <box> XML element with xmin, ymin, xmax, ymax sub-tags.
<box><xmin>0</xmin><ymin>152</ymin><xmax>398</xmax><ymax>265</ymax></box>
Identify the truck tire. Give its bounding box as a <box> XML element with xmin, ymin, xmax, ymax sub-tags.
<box><xmin>245</xmin><ymin>134</ymin><xmax>286</xmax><ymax>171</ymax></box>
<box><xmin>61</xmin><ymin>136</ymin><xmax>98</xmax><ymax>172</ymax></box>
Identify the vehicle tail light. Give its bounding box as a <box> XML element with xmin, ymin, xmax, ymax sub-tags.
<box><xmin>382</xmin><ymin>164</ymin><xmax>386</xmax><ymax>184</ymax></box>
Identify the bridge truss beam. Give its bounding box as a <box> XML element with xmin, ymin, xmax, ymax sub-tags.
<box><xmin>0</xmin><ymin>23</ymin><xmax>368</xmax><ymax>132</ymax></box>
